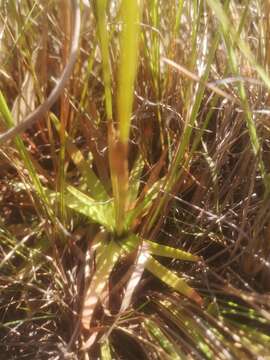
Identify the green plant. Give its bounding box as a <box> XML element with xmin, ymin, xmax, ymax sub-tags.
<box><xmin>1</xmin><ymin>0</ymin><xmax>270</xmax><ymax>359</ymax></box>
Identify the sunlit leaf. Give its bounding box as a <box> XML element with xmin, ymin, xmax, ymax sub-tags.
<box><xmin>117</xmin><ymin>0</ymin><xmax>142</xmax><ymax>143</ymax></box>
<box><xmin>144</xmin><ymin>318</ymin><xmax>182</xmax><ymax>359</ymax></box>
<box><xmin>117</xmin><ymin>234</ymin><xmax>201</xmax><ymax>305</ymax></box>
<box><xmin>119</xmin><ymin>241</ymin><xmax>150</xmax><ymax>313</ymax></box>
<box><xmin>145</xmin><ymin>240</ymin><xmax>199</xmax><ymax>261</ymax></box>
<box><xmin>146</xmin><ymin>256</ymin><xmax>202</xmax><ymax>305</ymax></box>
<box><xmin>66</xmin><ymin>185</ymin><xmax>115</xmax><ymax>231</ymax></box>
<box><xmin>119</xmin><ymin>233</ymin><xmax>199</xmax><ymax>262</ymax></box>
<box><xmin>82</xmin><ymin>239</ymin><xmax>124</xmax><ymax>330</ymax></box>
<box><xmin>101</xmin><ymin>339</ymin><xmax>112</xmax><ymax>360</ymax></box>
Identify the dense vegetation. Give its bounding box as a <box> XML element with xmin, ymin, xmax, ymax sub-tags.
<box><xmin>0</xmin><ymin>0</ymin><xmax>270</xmax><ymax>359</ymax></box>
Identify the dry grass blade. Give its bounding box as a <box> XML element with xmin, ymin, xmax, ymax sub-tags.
<box><xmin>1</xmin><ymin>1</ymin><xmax>270</xmax><ymax>358</ymax></box>
<box><xmin>0</xmin><ymin>0</ymin><xmax>81</xmax><ymax>144</ymax></box>
<box><xmin>162</xmin><ymin>57</ymin><xmax>238</xmax><ymax>104</ymax></box>
<box><xmin>81</xmin><ymin>237</ymin><xmax>123</xmax><ymax>331</ymax></box>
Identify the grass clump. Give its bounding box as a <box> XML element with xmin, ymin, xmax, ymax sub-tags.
<box><xmin>0</xmin><ymin>0</ymin><xmax>270</xmax><ymax>359</ymax></box>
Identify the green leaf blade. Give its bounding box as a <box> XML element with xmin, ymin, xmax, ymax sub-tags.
<box><xmin>145</xmin><ymin>240</ymin><xmax>199</xmax><ymax>261</ymax></box>
<box><xmin>117</xmin><ymin>0</ymin><xmax>142</xmax><ymax>143</ymax></box>
<box><xmin>146</xmin><ymin>256</ymin><xmax>203</xmax><ymax>306</ymax></box>
<box><xmin>66</xmin><ymin>185</ymin><xmax>115</xmax><ymax>231</ymax></box>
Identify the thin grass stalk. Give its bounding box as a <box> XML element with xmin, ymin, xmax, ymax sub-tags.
<box><xmin>145</xmin><ymin>28</ymin><xmax>221</xmax><ymax>234</ymax></box>
<box><xmin>212</xmin><ymin>0</ymin><xmax>270</xmax><ymax>193</ymax></box>
<box><xmin>92</xmin><ymin>0</ymin><xmax>122</xmax><ymax>232</ymax></box>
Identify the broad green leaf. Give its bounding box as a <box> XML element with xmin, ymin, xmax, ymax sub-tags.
<box><xmin>145</xmin><ymin>240</ymin><xmax>199</xmax><ymax>261</ymax></box>
<box><xmin>66</xmin><ymin>185</ymin><xmax>115</xmax><ymax>231</ymax></box>
<box><xmin>119</xmin><ymin>234</ymin><xmax>199</xmax><ymax>262</ymax></box>
<box><xmin>117</xmin><ymin>234</ymin><xmax>202</xmax><ymax>304</ymax></box>
<box><xmin>119</xmin><ymin>233</ymin><xmax>198</xmax><ymax>260</ymax></box>
<box><xmin>146</xmin><ymin>256</ymin><xmax>202</xmax><ymax>305</ymax></box>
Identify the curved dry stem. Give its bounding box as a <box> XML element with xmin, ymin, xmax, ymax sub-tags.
<box><xmin>0</xmin><ymin>0</ymin><xmax>81</xmax><ymax>145</ymax></box>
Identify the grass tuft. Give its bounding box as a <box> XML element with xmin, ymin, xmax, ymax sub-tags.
<box><xmin>0</xmin><ymin>0</ymin><xmax>270</xmax><ymax>358</ymax></box>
